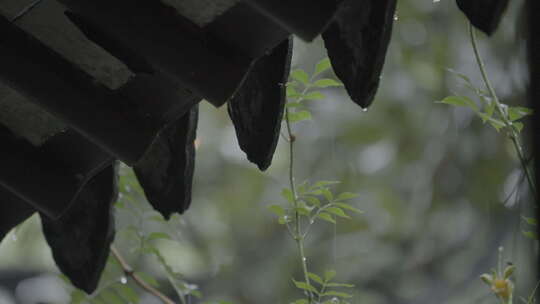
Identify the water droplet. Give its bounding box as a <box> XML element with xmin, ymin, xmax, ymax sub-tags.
<box><xmin>310</xmin><ymin>219</ymin><xmax>315</xmax><ymax>224</ymax></box>
<box><xmin>361</xmin><ymin>107</ymin><xmax>369</xmax><ymax>113</ymax></box>
<box><xmin>11</xmin><ymin>234</ymin><xmax>17</xmax><ymax>241</ymax></box>
<box><xmin>125</xmin><ymin>185</ymin><xmax>131</xmax><ymax>192</ymax></box>
<box><xmin>302</xmin><ymin>257</ymin><xmax>307</xmax><ymax>262</ymax></box>
<box><xmin>120</xmin><ymin>276</ymin><xmax>127</xmax><ymax>284</ymax></box>
<box><xmin>284</xmin><ymin>215</ymin><xmax>290</xmax><ymax>221</ymax></box>
<box><xmin>393</xmin><ymin>13</ymin><xmax>399</xmax><ymax>21</ymax></box>
<box><xmin>433</xmin><ymin>0</ymin><xmax>440</xmax><ymax>2</ymax></box>
<box><xmin>331</xmin><ymin>297</ymin><xmax>340</xmax><ymax>303</ymax></box>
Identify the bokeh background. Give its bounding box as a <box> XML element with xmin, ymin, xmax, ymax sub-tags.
<box><xmin>0</xmin><ymin>0</ymin><xmax>536</xmax><ymax>303</ymax></box>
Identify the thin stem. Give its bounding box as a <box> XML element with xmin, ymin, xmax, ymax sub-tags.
<box><xmin>469</xmin><ymin>23</ymin><xmax>537</xmax><ymax>200</ymax></box>
<box><xmin>110</xmin><ymin>246</ymin><xmax>176</xmax><ymax>304</ymax></box>
<box><xmin>284</xmin><ymin>85</ymin><xmax>314</xmax><ymax>302</ymax></box>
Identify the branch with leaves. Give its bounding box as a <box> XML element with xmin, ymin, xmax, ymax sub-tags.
<box><xmin>268</xmin><ymin>58</ymin><xmax>363</xmax><ymax>304</ymax></box>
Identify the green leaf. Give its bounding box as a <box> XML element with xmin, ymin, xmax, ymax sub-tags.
<box><xmin>100</xmin><ymin>290</ymin><xmax>124</xmax><ymax>304</ymax></box>
<box><xmin>70</xmin><ymin>290</ymin><xmax>87</xmax><ymax>304</ymax></box>
<box><xmin>291</xmin><ymin>69</ymin><xmax>309</xmax><ymax>85</ymax></box>
<box><xmin>335</xmin><ymin>203</ymin><xmax>364</xmax><ymax>214</ymax></box>
<box><xmin>313</xmin><ymin>78</ymin><xmax>342</xmax><ymax>88</ymax></box>
<box><xmin>281</xmin><ymin>188</ymin><xmax>295</xmax><ymax>203</ymax></box>
<box><xmin>287</xmin><ymin>86</ymin><xmax>299</xmax><ymax>97</ymax></box>
<box><xmin>324</xmin><ymin>270</ymin><xmax>337</xmax><ymax>281</ymax></box>
<box><xmin>268</xmin><ymin>204</ymin><xmax>286</xmax><ymax>217</ymax></box>
<box><xmin>437</xmin><ymin>96</ymin><xmax>478</xmax><ymax>112</ymax></box>
<box><xmin>484</xmin><ymin>101</ymin><xmax>495</xmax><ymax>119</ymax></box>
<box><xmin>308</xmin><ymin>272</ymin><xmax>324</xmax><ymax>285</ymax></box>
<box><xmin>317</xmin><ymin>212</ymin><xmax>336</xmax><ymax>224</ymax></box>
<box><xmin>114</xmin><ymin>284</ymin><xmax>139</xmax><ymax>303</ymax></box>
<box><xmin>326</xmin><ymin>207</ymin><xmax>350</xmax><ymax>219</ymax></box>
<box><xmin>287</xmin><ymin>110</ymin><xmax>312</xmax><ymax>123</ymax></box>
<box><xmin>522</xmin><ymin>216</ymin><xmax>537</xmax><ymax>226</ymax></box>
<box><xmin>508</xmin><ymin>106</ymin><xmax>533</xmax><ymax>121</ymax></box>
<box><xmin>286</xmin><ymin>102</ymin><xmax>304</xmax><ymax>108</ymax></box>
<box><xmin>147</xmin><ymin>232</ymin><xmax>171</xmax><ymax>242</ymax></box>
<box><xmin>321</xmin><ymin>188</ymin><xmax>333</xmax><ymax>202</ymax></box>
<box><xmin>513</xmin><ymin>122</ymin><xmax>524</xmax><ymax>133</ymax></box>
<box><xmin>321</xmin><ymin>291</ymin><xmax>353</xmax><ymax>298</ymax></box>
<box><xmin>336</xmin><ymin>192</ymin><xmax>358</xmax><ymax>201</ymax></box>
<box><xmin>523</xmin><ymin>230</ymin><xmax>539</xmax><ymax>240</ymax></box>
<box><xmin>135</xmin><ymin>272</ymin><xmax>159</xmax><ymax>287</ymax></box>
<box><xmin>292</xmin><ymin>299</ymin><xmax>309</xmax><ymax>304</ymax></box>
<box><xmin>312</xmin><ymin>181</ymin><xmax>341</xmax><ymax>189</ymax></box>
<box><xmin>315</xmin><ymin>58</ymin><xmax>332</xmax><ymax>76</ymax></box>
<box><xmin>477</xmin><ymin>113</ymin><xmax>506</xmax><ymax>131</ymax></box>
<box><xmin>292</xmin><ymin>279</ymin><xmax>319</xmax><ymax>294</ymax></box>
<box><xmin>304</xmin><ymin>196</ymin><xmax>321</xmax><ymax>207</ymax></box>
<box><xmin>295</xmin><ymin>206</ymin><xmax>311</xmax><ymax>216</ymax></box>
<box><xmin>303</xmin><ymin>91</ymin><xmax>326</xmax><ymax>100</ymax></box>
<box><xmin>326</xmin><ymin>282</ymin><xmax>355</xmax><ymax>288</ymax></box>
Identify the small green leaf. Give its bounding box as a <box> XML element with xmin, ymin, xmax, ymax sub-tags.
<box><xmin>70</xmin><ymin>290</ymin><xmax>87</xmax><ymax>304</ymax></box>
<box><xmin>135</xmin><ymin>272</ymin><xmax>159</xmax><ymax>287</ymax></box>
<box><xmin>508</xmin><ymin>106</ymin><xmax>533</xmax><ymax>121</ymax></box>
<box><xmin>312</xmin><ymin>181</ymin><xmax>340</xmax><ymax>189</ymax></box>
<box><xmin>291</xmin><ymin>69</ymin><xmax>309</xmax><ymax>85</ymax></box>
<box><xmin>326</xmin><ymin>282</ymin><xmax>355</xmax><ymax>288</ymax></box>
<box><xmin>480</xmin><ymin>274</ymin><xmax>494</xmax><ymax>285</ymax></box>
<box><xmin>287</xmin><ymin>86</ymin><xmax>299</xmax><ymax>97</ymax></box>
<box><xmin>336</xmin><ymin>192</ymin><xmax>358</xmax><ymax>201</ymax></box>
<box><xmin>296</xmin><ymin>206</ymin><xmax>311</xmax><ymax>216</ymax></box>
<box><xmin>292</xmin><ymin>299</ymin><xmax>309</xmax><ymax>304</ymax></box>
<box><xmin>317</xmin><ymin>212</ymin><xmax>336</xmax><ymax>224</ymax></box>
<box><xmin>303</xmin><ymin>91</ymin><xmax>326</xmax><ymax>100</ymax></box>
<box><xmin>268</xmin><ymin>204</ymin><xmax>286</xmax><ymax>217</ymax></box>
<box><xmin>326</xmin><ymin>207</ymin><xmax>350</xmax><ymax>219</ymax></box>
<box><xmin>522</xmin><ymin>216</ymin><xmax>537</xmax><ymax>226</ymax></box>
<box><xmin>313</xmin><ymin>78</ymin><xmax>342</xmax><ymax>88</ymax></box>
<box><xmin>304</xmin><ymin>196</ymin><xmax>321</xmax><ymax>207</ymax></box>
<box><xmin>513</xmin><ymin>122</ymin><xmax>524</xmax><ymax>133</ymax></box>
<box><xmin>484</xmin><ymin>101</ymin><xmax>495</xmax><ymax>119</ymax></box>
<box><xmin>281</xmin><ymin>188</ymin><xmax>295</xmax><ymax>203</ymax></box>
<box><xmin>147</xmin><ymin>232</ymin><xmax>171</xmax><ymax>242</ymax></box>
<box><xmin>335</xmin><ymin>203</ymin><xmax>364</xmax><ymax>214</ymax></box>
<box><xmin>437</xmin><ymin>96</ymin><xmax>478</xmax><ymax>112</ymax></box>
<box><xmin>286</xmin><ymin>102</ymin><xmax>304</xmax><ymax>108</ymax></box>
<box><xmin>321</xmin><ymin>291</ymin><xmax>353</xmax><ymax>298</ymax></box>
<box><xmin>523</xmin><ymin>230</ymin><xmax>539</xmax><ymax>240</ymax></box>
<box><xmin>321</xmin><ymin>188</ymin><xmax>333</xmax><ymax>202</ymax></box>
<box><xmin>324</xmin><ymin>270</ymin><xmax>337</xmax><ymax>281</ymax></box>
<box><xmin>315</xmin><ymin>58</ymin><xmax>332</xmax><ymax>76</ymax></box>
<box><xmin>114</xmin><ymin>284</ymin><xmax>139</xmax><ymax>303</ymax></box>
<box><xmin>308</xmin><ymin>272</ymin><xmax>324</xmax><ymax>285</ymax></box>
<box><xmin>287</xmin><ymin>110</ymin><xmax>312</xmax><ymax>123</ymax></box>
<box><xmin>292</xmin><ymin>279</ymin><xmax>319</xmax><ymax>294</ymax></box>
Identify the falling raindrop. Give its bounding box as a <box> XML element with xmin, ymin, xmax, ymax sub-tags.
<box><xmin>120</xmin><ymin>276</ymin><xmax>127</xmax><ymax>284</ymax></box>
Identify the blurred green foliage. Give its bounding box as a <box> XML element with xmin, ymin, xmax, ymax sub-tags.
<box><xmin>0</xmin><ymin>1</ymin><xmax>536</xmax><ymax>303</ymax></box>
